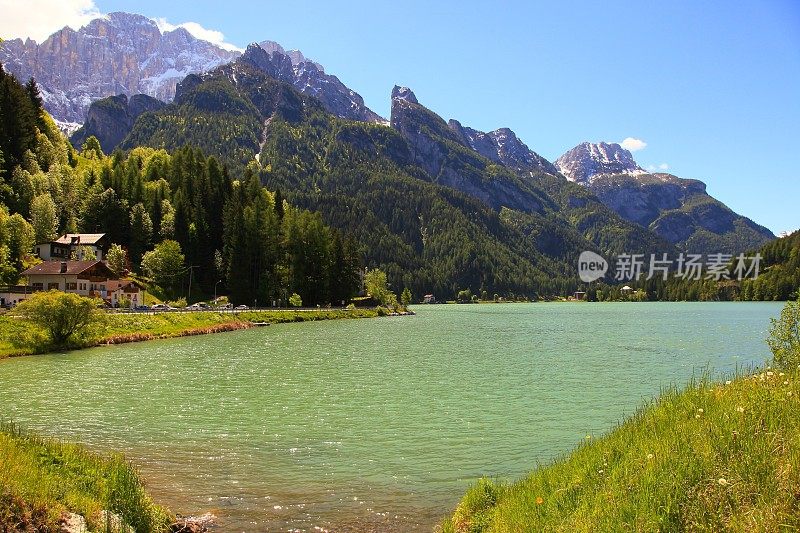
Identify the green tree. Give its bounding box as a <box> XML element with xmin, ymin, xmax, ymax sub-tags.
<box><xmin>159</xmin><ymin>199</ymin><xmax>175</xmax><ymax>239</ymax></box>
<box><xmin>80</xmin><ymin>136</ymin><xmax>104</xmax><ymax>159</ymax></box>
<box><xmin>129</xmin><ymin>202</ymin><xmax>153</xmax><ymax>266</ymax></box>
<box><xmin>401</xmin><ymin>287</ymin><xmax>412</xmax><ymax>306</ymax></box>
<box><xmin>140</xmin><ymin>239</ymin><xmax>185</xmax><ymax>294</ymax></box>
<box><xmin>288</xmin><ymin>293</ymin><xmax>303</xmax><ymax>307</ymax></box>
<box><xmin>70</xmin><ymin>245</ymin><xmax>96</xmax><ymax>261</ymax></box>
<box><xmin>29</xmin><ymin>193</ymin><xmax>58</xmax><ymax>244</ymax></box>
<box><xmin>13</xmin><ymin>291</ymin><xmax>103</xmax><ymax>348</ymax></box>
<box><xmin>365</xmin><ymin>268</ymin><xmax>396</xmax><ymax>307</ymax></box>
<box><xmin>5</xmin><ymin>213</ymin><xmax>35</xmax><ymax>271</ymax></box>
<box><xmin>107</xmin><ymin>243</ymin><xmax>126</xmax><ymax>277</ymax></box>
<box><xmin>768</xmin><ymin>296</ymin><xmax>800</xmax><ymax>369</ymax></box>
<box><xmin>457</xmin><ymin>288</ymin><xmax>473</xmax><ymax>303</ymax></box>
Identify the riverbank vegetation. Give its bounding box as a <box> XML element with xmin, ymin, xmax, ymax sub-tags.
<box><xmin>0</xmin><ymin>422</ymin><xmax>172</xmax><ymax>532</ymax></box>
<box><xmin>441</xmin><ymin>298</ymin><xmax>800</xmax><ymax>532</ymax></box>
<box><xmin>0</xmin><ymin>293</ymin><xmax>379</xmax><ymax>358</ymax></box>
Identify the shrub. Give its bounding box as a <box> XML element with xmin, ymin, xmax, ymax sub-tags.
<box><xmin>767</xmin><ymin>296</ymin><xmax>800</xmax><ymax>369</ymax></box>
<box><xmin>12</xmin><ymin>291</ymin><xmax>104</xmax><ymax>348</ymax></box>
<box><xmin>288</xmin><ymin>293</ymin><xmax>303</xmax><ymax>307</ymax></box>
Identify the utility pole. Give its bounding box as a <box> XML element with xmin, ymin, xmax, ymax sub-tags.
<box><xmin>187</xmin><ymin>265</ymin><xmax>199</xmax><ymax>303</ymax></box>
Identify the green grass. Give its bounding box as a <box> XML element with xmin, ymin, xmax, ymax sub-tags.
<box><xmin>0</xmin><ymin>308</ymin><xmax>379</xmax><ymax>358</ymax></box>
<box><xmin>441</xmin><ymin>367</ymin><xmax>800</xmax><ymax>532</ymax></box>
<box><xmin>0</xmin><ymin>422</ymin><xmax>172</xmax><ymax>532</ymax></box>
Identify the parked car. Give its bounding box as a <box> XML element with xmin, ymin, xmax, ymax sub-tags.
<box><xmin>135</xmin><ymin>305</ymin><xmax>150</xmax><ymax>311</ymax></box>
<box><xmin>218</xmin><ymin>303</ymin><xmax>233</xmax><ymax>310</ymax></box>
<box><xmin>186</xmin><ymin>303</ymin><xmax>204</xmax><ymax>310</ymax></box>
<box><xmin>235</xmin><ymin>304</ymin><xmax>249</xmax><ymax>310</ymax></box>
<box><xmin>151</xmin><ymin>303</ymin><xmax>170</xmax><ymax>311</ymax></box>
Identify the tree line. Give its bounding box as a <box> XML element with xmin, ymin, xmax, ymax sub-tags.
<box><xmin>0</xmin><ymin>65</ymin><xmax>362</xmax><ymax>305</ymax></box>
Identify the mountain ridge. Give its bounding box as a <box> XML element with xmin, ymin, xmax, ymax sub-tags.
<box><xmin>556</xmin><ymin>142</ymin><xmax>775</xmax><ymax>253</ymax></box>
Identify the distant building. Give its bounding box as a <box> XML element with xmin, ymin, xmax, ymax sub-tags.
<box><xmin>35</xmin><ymin>233</ymin><xmax>110</xmax><ymax>262</ymax></box>
<box><xmin>105</xmin><ymin>279</ymin><xmax>144</xmax><ymax>308</ymax></box>
<box><xmin>423</xmin><ymin>294</ymin><xmax>436</xmax><ymax>304</ymax></box>
<box><xmin>573</xmin><ymin>291</ymin><xmax>587</xmax><ymax>300</ymax></box>
<box><xmin>0</xmin><ymin>285</ymin><xmax>34</xmax><ymax>308</ymax></box>
<box><xmin>8</xmin><ymin>260</ymin><xmax>141</xmax><ymax>308</ymax></box>
<box><xmin>22</xmin><ymin>260</ymin><xmax>116</xmax><ymax>297</ymax></box>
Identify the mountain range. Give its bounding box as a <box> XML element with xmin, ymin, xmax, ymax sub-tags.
<box><xmin>0</xmin><ymin>11</ymin><xmax>775</xmax><ymax>295</ymax></box>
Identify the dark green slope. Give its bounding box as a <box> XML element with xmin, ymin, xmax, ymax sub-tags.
<box><xmin>589</xmin><ymin>172</ymin><xmax>774</xmax><ymax>254</ymax></box>
<box><xmin>118</xmin><ymin>62</ymin><xmax>672</xmax><ymax>298</ymax></box>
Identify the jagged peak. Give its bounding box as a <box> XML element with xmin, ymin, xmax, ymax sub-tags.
<box><xmin>391</xmin><ymin>86</ymin><xmax>418</xmax><ymax>104</ymax></box>
<box><xmin>556</xmin><ymin>141</ymin><xmax>645</xmax><ymax>184</ymax></box>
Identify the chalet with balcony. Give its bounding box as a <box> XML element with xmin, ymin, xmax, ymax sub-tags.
<box><xmin>21</xmin><ymin>260</ymin><xmax>116</xmax><ymax>299</ymax></box>
<box><xmin>35</xmin><ymin>233</ymin><xmax>110</xmax><ymax>262</ymax></box>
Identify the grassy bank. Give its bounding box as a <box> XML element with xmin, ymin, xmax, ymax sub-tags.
<box><xmin>0</xmin><ymin>308</ymin><xmax>380</xmax><ymax>359</ymax></box>
<box><xmin>441</xmin><ymin>367</ymin><xmax>800</xmax><ymax>532</ymax></box>
<box><xmin>0</xmin><ymin>422</ymin><xmax>172</xmax><ymax>532</ymax></box>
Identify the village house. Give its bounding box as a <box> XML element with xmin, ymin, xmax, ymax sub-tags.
<box><xmin>22</xmin><ymin>260</ymin><xmax>115</xmax><ymax>296</ymax></box>
<box><xmin>12</xmin><ymin>260</ymin><xmax>142</xmax><ymax>308</ymax></box>
<box><xmin>105</xmin><ymin>279</ymin><xmax>145</xmax><ymax>308</ymax></box>
<box><xmin>0</xmin><ymin>285</ymin><xmax>35</xmax><ymax>308</ymax></box>
<box><xmin>35</xmin><ymin>233</ymin><xmax>110</xmax><ymax>262</ymax></box>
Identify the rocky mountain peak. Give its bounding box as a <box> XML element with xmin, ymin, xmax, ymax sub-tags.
<box><xmin>236</xmin><ymin>43</ymin><xmax>384</xmax><ymax>123</ymax></box>
<box><xmin>258</xmin><ymin>40</ymin><xmax>322</xmax><ymax>70</ymax></box>
<box><xmin>0</xmin><ymin>11</ymin><xmax>238</xmax><ymax>125</ymax></box>
<box><xmin>555</xmin><ymin>141</ymin><xmax>645</xmax><ymax>184</ymax></box>
<box><xmin>391</xmin><ymin>86</ymin><xmax>419</xmax><ymax>105</ymax></box>
<box><xmin>447</xmin><ymin>120</ymin><xmax>558</xmax><ymax>176</ymax></box>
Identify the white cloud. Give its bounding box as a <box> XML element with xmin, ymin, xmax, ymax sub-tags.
<box><xmin>155</xmin><ymin>18</ymin><xmax>242</xmax><ymax>52</ymax></box>
<box><xmin>620</xmin><ymin>137</ymin><xmax>647</xmax><ymax>152</ymax></box>
<box><xmin>647</xmin><ymin>163</ymin><xmax>670</xmax><ymax>172</ymax></box>
<box><xmin>0</xmin><ymin>0</ymin><xmax>103</xmax><ymax>42</ymax></box>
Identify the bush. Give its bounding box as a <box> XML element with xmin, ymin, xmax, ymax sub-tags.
<box><xmin>12</xmin><ymin>291</ymin><xmax>104</xmax><ymax>348</ymax></box>
<box><xmin>767</xmin><ymin>296</ymin><xmax>800</xmax><ymax>369</ymax></box>
<box><xmin>167</xmin><ymin>298</ymin><xmax>187</xmax><ymax>309</ymax></box>
<box><xmin>288</xmin><ymin>293</ymin><xmax>303</xmax><ymax>307</ymax></box>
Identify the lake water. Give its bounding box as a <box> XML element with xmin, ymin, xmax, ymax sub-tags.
<box><xmin>0</xmin><ymin>302</ymin><xmax>783</xmax><ymax>531</ymax></box>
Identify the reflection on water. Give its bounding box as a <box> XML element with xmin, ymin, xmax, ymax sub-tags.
<box><xmin>0</xmin><ymin>302</ymin><xmax>780</xmax><ymax>531</ymax></box>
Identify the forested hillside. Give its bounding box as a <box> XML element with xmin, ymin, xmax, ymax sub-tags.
<box><xmin>0</xmin><ymin>64</ymin><xmax>360</xmax><ymax>306</ymax></box>
<box><xmin>113</xmin><ymin>55</ymin><xmax>678</xmax><ymax>298</ymax></box>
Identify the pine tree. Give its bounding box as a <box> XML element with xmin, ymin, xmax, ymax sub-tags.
<box><xmin>29</xmin><ymin>193</ymin><xmax>58</xmax><ymax>244</ymax></box>
<box><xmin>129</xmin><ymin>203</ymin><xmax>153</xmax><ymax>266</ymax></box>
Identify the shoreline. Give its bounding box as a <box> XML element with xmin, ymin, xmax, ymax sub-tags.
<box><xmin>0</xmin><ymin>308</ymin><xmax>390</xmax><ymax>360</ymax></box>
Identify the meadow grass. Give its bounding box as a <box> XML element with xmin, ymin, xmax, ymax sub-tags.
<box><xmin>0</xmin><ymin>422</ymin><xmax>172</xmax><ymax>532</ymax></box>
<box><xmin>0</xmin><ymin>308</ymin><xmax>379</xmax><ymax>358</ymax></box>
<box><xmin>440</xmin><ymin>367</ymin><xmax>800</xmax><ymax>532</ymax></box>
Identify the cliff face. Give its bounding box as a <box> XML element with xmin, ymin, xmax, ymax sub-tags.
<box><xmin>556</xmin><ymin>143</ymin><xmax>775</xmax><ymax>253</ymax></box>
<box><xmin>235</xmin><ymin>43</ymin><xmax>384</xmax><ymax>123</ymax></box>
<box><xmin>0</xmin><ymin>12</ymin><xmax>238</xmax><ymax>124</ymax></box>
<box><xmin>70</xmin><ymin>94</ymin><xmax>166</xmax><ymax>153</ymax></box>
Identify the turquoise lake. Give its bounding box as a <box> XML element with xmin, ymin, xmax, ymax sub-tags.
<box><xmin>0</xmin><ymin>302</ymin><xmax>783</xmax><ymax>531</ymax></box>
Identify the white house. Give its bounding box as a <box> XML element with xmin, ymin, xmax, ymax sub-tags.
<box><xmin>35</xmin><ymin>234</ymin><xmax>110</xmax><ymax>262</ymax></box>
<box><xmin>21</xmin><ymin>260</ymin><xmax>115</xmax><ymax>297</ymax></box>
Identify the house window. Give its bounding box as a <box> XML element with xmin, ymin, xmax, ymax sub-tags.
<box><xmin>32</xmin><ymin>283</ymin><xmax>43</xmax><ymax>291</ymax></box>
<box><xmin>66</xmin><ymin>282</ymin><xmax>77</xmax><ymax>291</ymax></box>
<box><xmin>48</xmin><ymin>282</ymin><xmax>59</xmax><ymax>290</ymax></box>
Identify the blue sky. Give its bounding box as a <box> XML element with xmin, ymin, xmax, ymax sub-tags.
<box><xmin>5</xmin><ymin>1</ymin><xmax>800</xmax><ymax>234</ymax></box>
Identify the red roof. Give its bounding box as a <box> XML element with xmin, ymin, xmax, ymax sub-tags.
<box><xmin>53</xmin><ymin>233</ymin><xmax>106</xmax><ymax>245</ymax></box>
<box><xmin>105</xmin><ymin>279</ymin><xmax>143</xmax><ymax>292</ymax></box>
<box><xmin>22</xmin><ymin>260</ymin><xmax>114</xmax><ymax>277</ymax></box>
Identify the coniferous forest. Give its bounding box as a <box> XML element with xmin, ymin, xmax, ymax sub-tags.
<box><xmin>1</xmin><ymin>58</ymin><xmax>796</xmax><ymax>304</ymax></box>
<box><xmin>0</xmin><ymin>64</ymin><xmax>360</xmax><ymax>306</ymax></box>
